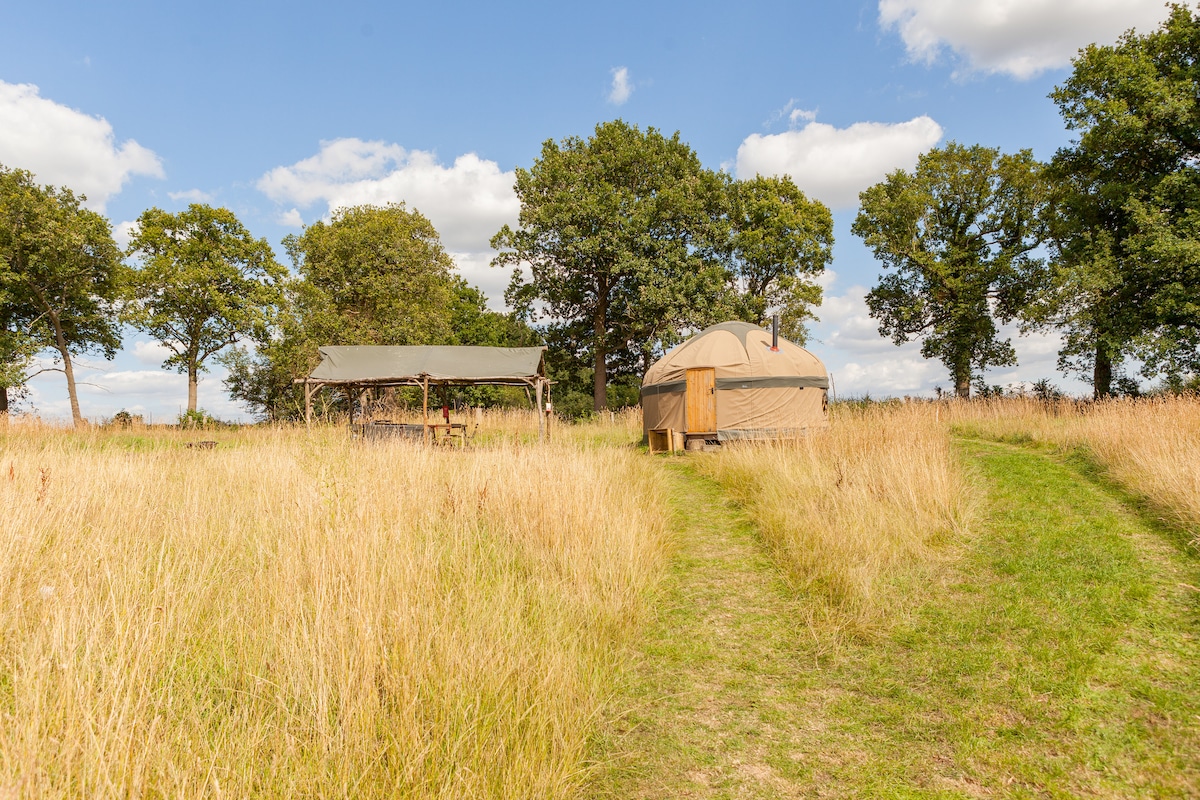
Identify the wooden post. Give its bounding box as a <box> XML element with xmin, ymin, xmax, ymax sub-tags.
<box><xmin>422</xmin><ymin>376</ymin><xmax>430</xmax><ymax>446</ymax></box>
<box><xmin>536</xmin><ymin>378</ymin><xmax>544</xmax><ymax>443</ymax></box>
<box><xmin>304</xmin><ymin>381</ymin><xmax>313</xmax><ymax>428</ymax></box>
<box><xmin>348</xmin><ymin>386</ymin><xmax>356</xmax><ymax>427</ymax></box>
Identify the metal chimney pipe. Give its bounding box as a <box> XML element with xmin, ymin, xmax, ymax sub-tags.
<box><xmin>771</xmin><ymin>314</ymin><xmax>780</xmax><ymax>351</ymax></box>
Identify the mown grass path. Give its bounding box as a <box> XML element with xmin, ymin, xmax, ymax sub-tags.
<box><xmin>595</xmin><ymin>460</ymin><xmax>820</xmax><ymax>798</ymax></box>
<box><xmin>594</xmin><ymin>442</ymin><xmax>1200</xmax><ymax>798</ymax></box>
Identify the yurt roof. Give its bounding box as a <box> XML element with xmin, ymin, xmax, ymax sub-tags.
<box><xmin>643</xmin><ymin>321</ymin><xmax>825</xmax><ymax>386</ymax></box>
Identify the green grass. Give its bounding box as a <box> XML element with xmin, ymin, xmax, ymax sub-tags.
<box><xmin>796</xmin><ymin>439</ymin><xmax>1200</xmax><ymax>797</ymax></box>
<box><xmin>596</xmin><ymin>441</ymin><xmax>1200</xmax><ymax>798</ymax></box>
<box><xmin>595</xmin><ymin>460</ymin><xmax>818</xmax><ymax>798</ymax></box>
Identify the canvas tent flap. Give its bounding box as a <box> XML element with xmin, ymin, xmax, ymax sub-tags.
<box><xmin>308</xmin><ymin>345</ymin><xmax>545</xmax><ymax>384</ymax></box>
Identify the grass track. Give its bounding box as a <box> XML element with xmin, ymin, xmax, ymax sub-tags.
<box><xmin>594</xmin><ymin>441</ymin><xmax>1200</xmax><ymax>798</ymax></box>
<box><xmin>595</xmin><ymin>460</ymin><xmax>818</xmax><ymax>798</ymax></box>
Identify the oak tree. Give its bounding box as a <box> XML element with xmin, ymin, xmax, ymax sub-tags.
<box><xmin>1045</xmin><ymin>4</ymin><xmax>1200</xmax><ymax>395</ymax></box>
<box><xmin>223</xmin><ymin>203</ymin><xmax>526</xmax><ymax>419</ymax></box>
<box><xmin>0</xmin><ymin>165</ymin><xmax>122</xmax><ymax>426</ymax></box>
<box><xmin>126</xmin><ymin>204</ymin><xmax>285</xmax><ymax>413</ymax></box>
<box><xmin>493</xmin><ymin>120</ymin><xmax>728</xmax><ymax>411</ymax></box>
<box><xmin>853</xmin><ymin>143</ymin><xmax>1047</xmax><ymax>397</ymax></box>
<box><xmin>722</xmin><ymin>174</ymin><xmax>832</xmax><ymax>343</ymax></box>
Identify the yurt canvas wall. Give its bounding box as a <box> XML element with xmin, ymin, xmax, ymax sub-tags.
<box><xmin>641</xmin><ymin>321</ymin><xmax>828</xmax><ymax>441</ymax></box>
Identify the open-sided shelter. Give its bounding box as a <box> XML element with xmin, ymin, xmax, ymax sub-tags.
<box><xmin>299</xmin><ymin>345</ymin><xmax>548</xmax><ymax>439</ymax></box>
<box><xmin>641</xmin><ymin>321</ymin><xmax>828</xmax><ymax>447</ymax></box>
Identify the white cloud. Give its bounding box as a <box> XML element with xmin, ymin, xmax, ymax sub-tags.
<box><xmin>449</xmin><ymin>251</ymin><xmax>513</xmax><ymax>312</ymax></box>
<box><xmin>277</xmin><ymin>208</ymin><xmax>304</xmax><ymax>227</ymax></box>
<box><xmin>167</xmin><ymin>188</ymin><xmax>213</xmax><ymax>203</ymax></box>
<box><xmin>608</xmin><ymin>67</ymin><xmax>633</xmax><ymax>105</ymax></box>
<box><xmin>258</xmin><ymin>139</ymin><xmax>520</xmax><ymax>308</ymax></box>
<box><xmin>769</xmin><ymin>99</ymin><xmax>819</xmax><ymax>127</ymax></box>
<box><xmin>112</xmin><ymin>219</ymin><xmax>137</xmax><ymax>251</ymax></box>
<box><xmin>879</xmin><ymin>0</ymin><xmax>1171</xmax><ymax>79</ymax></box>
<box><xmin>0</xmin><ymin>80</ymin><xmax>163</xmax><ymax>211</ymax></box>
<box><xmin>257</xmin><ymin>138</ymin><xmax>519</xmax><ymax>254</ymax></box>
<box><xmin>790</xmin><ymin>107</ymin><xmax>818</xmax><ymax>125</ymax></box>
<box><xmin>131</xmin><ymin>340</ymin><xmax>173</xmax><ymax>366</ymax></box>
<box><xmin>735</xmin><ymin>115</ymin><xmax>943</xmax><ymax>209</ymax></box>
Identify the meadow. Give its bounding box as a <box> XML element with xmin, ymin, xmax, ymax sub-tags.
<box><xmin>0</xmin><ymin>418</ymin><xmax>666</xmax><ymax>798</ymax></box>
<box><xmin>0</xmin><ymin>397</ymin><xmax>1196</xmax><ymax>797</ymax></box>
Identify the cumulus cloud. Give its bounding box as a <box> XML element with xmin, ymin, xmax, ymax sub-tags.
<box><xmin>0</xmin><ymin>80</ymin><xmax>163</xmax><ymax>211</ymax></box>
<box><xmin>257</xmin><ymin>138</ymin><xmax>519</xmax><ymax>254</ymax></box>
<box><xmin>608</xmin><ymin>67</ymin><xmax>633</xmax><ymax>105</ymax></box>
<box><xmin>811</xmin><ymin>284</ymin><xmax>1087</xmax><ymax>397</ymax></box>
<box><xmin>735</xmin><ymin>115</ymin><xmax>943</xmax><ymax>209</ymax></box>
<box><xmin>276</xmin><ymin>208</ymin><xmax>304</xmax><ymax>227</ymax></box>
<box><xmin>258</xmin><ymin>139</ymin><xmax>521</xmax><ymax>308</ymax></box>
<box><xmin>131</xmin><ymin>340</ymin><xmax>173</xmax><ymax>366</ymax></box>
<box><xmin>112</xmin><ymin>220</ymin><xmax>138</xmax><ymax>251</ymax></box>
<box><xmin>879</xmin><ymin>0</ymin><xmax>1171</xmax><ymax>79</ymax></box>
<box><xmin>167</xmin><ymin>188</ymin><xmax>213</xmax><ymax>203</ymax></box>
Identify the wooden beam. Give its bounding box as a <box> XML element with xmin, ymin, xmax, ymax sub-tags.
<box><xmin>536</xmin><ymin>377</ymin><xmax>544</xmax><ymax>443</ymax></box>
<box><xmin>304</xmin><ymin>380</ymin><xmax>313</xmax><ymax>428</ymax></box>
<box><xmin>422</xmin><ymin>376</ymin><xmax>430</xmax><ymax>446</ymax></box>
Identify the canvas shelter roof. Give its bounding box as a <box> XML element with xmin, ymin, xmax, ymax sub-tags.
<box><xmin>642</xmin><ymin>321</ymin><xmax>826</xmax><ymax>386</ymax></box>
<box><xmin>306</xmin><ymin>345</ymin><xmax>546</xmax><ymax>386</ymax></box>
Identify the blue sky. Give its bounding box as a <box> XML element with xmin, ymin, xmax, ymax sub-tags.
<box><xmin>0</xmin><ymin>0</ymin><xmax>1175</xmax><ymax>421</ymax></box>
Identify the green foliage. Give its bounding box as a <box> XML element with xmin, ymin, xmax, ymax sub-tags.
<box><xmin>0</xmin><ymin>163</ymin><xmax>122</xmax><ymax>425</ymax></box>
<box><xmin>1045</xmin><ymin>4</ymin><xmax>1200</xmax><ymax>395</ymax></box>
<box><xmin>494</xmin><ymin>120</ymin><xmax>730</xmax><ymax>412</ymax></box>
<box><xmin>1031</xmin><ymin>378</ymin><xmax>1064</xmax><ymax>401</ymax></box>
<box><xmin>721</xmin><ymin>174</ymin><xmax>833</xmax><ymax>343</ymax></box>
<box><xmin>494</xmin><ymin>122</ymin><xmax>833</xmax><ymax>411</ymax></box>
<box><xmin>853</xmin><ymin>142</ymin><xmax>1047</xmax><ymax>397</ymax></box>
<box><xmin>106</xmin><ymin>409</ymin><xmax>142</xmax><ymax>428</ymax></box>
<box><xmin>283</xmin><ymin>203</ymin><xmax>458</xmax><ymax>347</ymax></box>
<box><xmin>177</xmin><ymin>408</ymin><xmax>232</xmax><ymax>429</ymax></box>
<box><xmin>126</xmin><ymin>204</ymin><xmax>285</xmax><ymax>413</ymax></box>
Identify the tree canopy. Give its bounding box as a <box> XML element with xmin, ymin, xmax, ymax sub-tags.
<box><xmin>0</xmin><ymin>165</ymin><xmax>122</xmax><ymax>426</ymax></box>
<box><xmin>1043</xmin><ymin>4</ymin><xmax>1200</xmax><ymax>395</ymax></box>
<box><xmin>125</xmin><ymin>204</ymin><xmax>285</xmax><ymax>414</ymax></box>
<box><xmin>721</xmin><ymin>174</ymin><xmax>832</xmax><ymax>343</ymax></box>
<box><xmin>853</xmin><ymin>143</ymin><xmax>1047</xmax><ymax>397</ymax></box>
<box><xmin>494</xmin><ymin>120</ymin><xmax>833</xmax><ymax>412</ymax></box>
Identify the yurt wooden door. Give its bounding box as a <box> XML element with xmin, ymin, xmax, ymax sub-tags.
<box><xmin>686</xmin><ymin>368</ymin><xmax>716</xmax><ymax>433</ymax></box>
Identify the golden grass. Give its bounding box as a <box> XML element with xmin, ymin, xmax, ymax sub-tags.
<box><xmin>948</xmin><ymin>395</ymin><xmax>1200</xmax><ymax>545</ymax></box>
<box><xmin>0</xmin><ymin>422</ymin><xmax>667</xmax><ymax>798</ymax></box>
<box><xmin>690</xmin><ymin>403</ymin><xmax>973</xmax><ymax>625</ymax></box>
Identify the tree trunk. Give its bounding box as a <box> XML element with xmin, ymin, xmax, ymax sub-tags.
<box><xmin>953</xmin><ymin>363</ymin><xmax>971</xmax><ymax>399</ymax></box>
<box><xmin>49</xmin><ymin>313</ymin><xmax>83</xmax><ymax>428</ymax></box>
<box><xmin>593</xmin><ymin>307</ymin><xmax>607</xmax><ymax>412</ymax></box>
<box><xmin>0</xmin><ymin>386</ymin><xmax>7</xmax><ymax>416</ymax></box>
<box><xmin>1093</xmin><ymin>341</ymin><xmax>1113</xmax><ymax>399</ymax></box>
<box><xmin>188</xmin><ymin>361</ymin><xmax>199</xmax><ymax>413</ymax></box>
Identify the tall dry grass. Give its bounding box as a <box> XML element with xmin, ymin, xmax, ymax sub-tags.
<box><xmin>949</xmin><ymin>394</ymin><xmax>1200</xmax><ymax>545</ymax></box>
<box><xmin>691</xmin><ymin>403</ymin><xmax>973</xmax><ymax>625</ymax></box>
<box><xmin>0</xmin><ymin>423</ymin><xmax>668</xmax><ymax>798</ymax></box>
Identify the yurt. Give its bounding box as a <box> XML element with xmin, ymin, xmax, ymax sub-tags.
<box><xmin>641</xmin><ymin>320</ymin><xmax>828</xmax><ymax>447</ymax></box>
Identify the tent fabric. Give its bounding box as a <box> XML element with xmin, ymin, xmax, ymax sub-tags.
<box><xmin>641</xmin><ymin>321</ymin><xmax>828</xmax><ymax>440</ymax></box>
<box><xmin>307</xmin><ymin>345</ymin><xmax>546</xmax><ymax>384</ymax></box>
